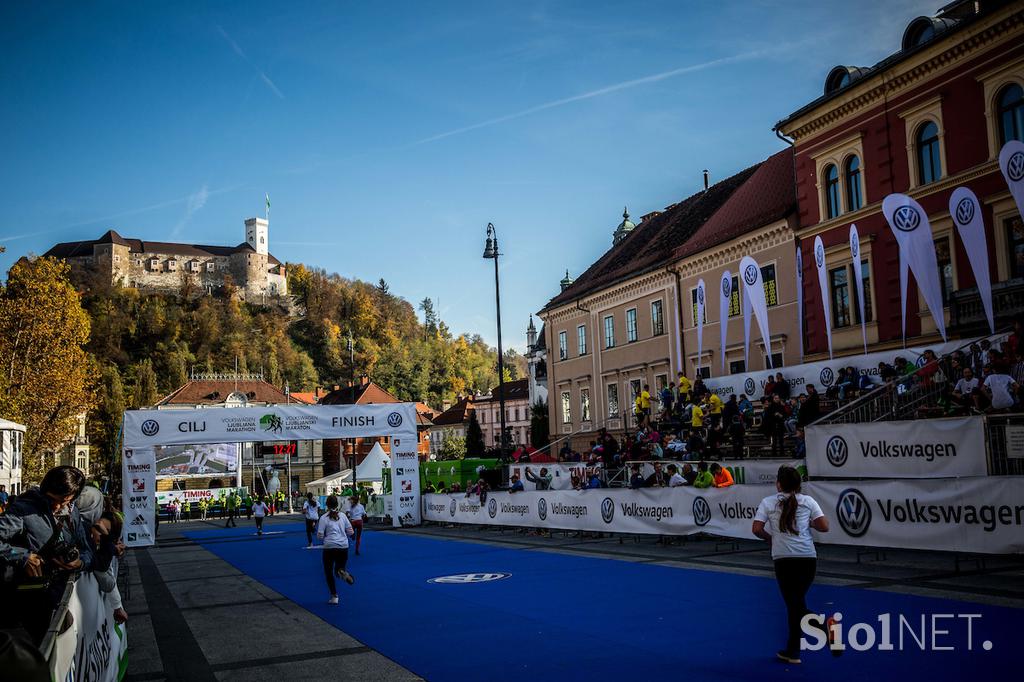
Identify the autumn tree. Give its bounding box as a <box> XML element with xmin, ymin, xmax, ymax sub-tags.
<box><xmin>0</xmin><ymin>257</ymin><xmax>94</xmax><ymax>480</ymax></box>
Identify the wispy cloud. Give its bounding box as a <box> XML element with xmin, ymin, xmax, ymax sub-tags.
<box><xmin>415</xmin><ymin>45</ymin><xmax>800</xmax><ymax>145</ymax></box>
<box><xmin>216</xmin><ymin>24</ymin><xmax>285</xmax><ymax>100</ymax></box>
<box><xmin>171</xmin><ymin>184</ymin><xmax>210</xmax><ymax>237</ymax></box>
<box><xmin>0</xmin><ymin>184</ymin><xmax>243</xmax><ymax>244</ymax></box>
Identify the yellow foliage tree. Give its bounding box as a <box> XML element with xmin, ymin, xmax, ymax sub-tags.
<box><xmin>0</xmin><ymin>257</ymin><xmax>95</xmax><ymax>481</ymax></box>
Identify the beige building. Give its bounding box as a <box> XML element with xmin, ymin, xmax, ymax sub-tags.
<box><xmin>538</xmin><ymin>150</ymin><xmax>798</xmax><ymax>449</ymax></box>
<box><xmin>475</xmin><ymin>379</ymin><xmax>531</xmax><ymax>449</ymax></box>
<box><xmin>45</xmin><ymin>412</ymin><xmax>91</xmax><ymax>476</ymax></box>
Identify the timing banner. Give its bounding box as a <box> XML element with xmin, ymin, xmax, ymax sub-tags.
<box><xmin>123</xmin><ymin>403</ymin><xmax>418</xmax><ymax>447</ymax></box>
<box><xmin>806</xmin><ymin>416</ymin><xmax>987</xmax><ymax>478</ymax></box>
<box><xmin>805</xmin><ymin>478</ymin><xmax>1024</xmax><ymax>555</ymax></box>
<box><xmin>121</xmin><ymin>447</ymin><xmax>156</xmax><ymax>548</ymax></box>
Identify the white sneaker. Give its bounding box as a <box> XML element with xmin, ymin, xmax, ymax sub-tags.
<box><xmin>328</xmin><ymin>595</ymin><xmax>339</xmax><ymax>605</ymax></box>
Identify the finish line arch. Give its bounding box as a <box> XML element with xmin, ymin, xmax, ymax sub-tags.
<box><xmin>121</xmin><ymin>403</ymin><xmax>419</xmax><ymax>547</ymax></box>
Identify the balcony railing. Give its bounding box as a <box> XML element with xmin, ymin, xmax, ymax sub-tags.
<box><xmin>950</xmin><ymin>279</ymin><xmax>1024</xmax><ymax>335</ymax></box>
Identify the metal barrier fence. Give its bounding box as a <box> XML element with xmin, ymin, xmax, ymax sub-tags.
<box><xmin>986</xmin><ymin>414</ymin><xmax>1024</xmax><ymax>476</ymax></box>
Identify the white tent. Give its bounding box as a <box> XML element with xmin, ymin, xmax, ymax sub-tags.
<box><xmin>305</xmin><ymin>469</ymin><xmax>353</xmax><ymax>497</ymax></box>
<box><xmin>355</xmin><ymin>442</ymin><xmax>390</xmax><ymax>482</ymax></box>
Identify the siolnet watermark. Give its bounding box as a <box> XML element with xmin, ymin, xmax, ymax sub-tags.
<box><xmin>801</xmin><ymin>612</ymin><xmax>993</xmax><ymax>652</ymax></box>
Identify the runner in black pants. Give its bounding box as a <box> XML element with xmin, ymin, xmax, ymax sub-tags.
<box><xmin>317</xmin><ymin>495</ymin><xmax>355</xmax><ymax>605</ymax></box>
<box><xmin>251</xmin><ymin>496</ymin><xmax>269</xmax><ymax>536</ymax></box>
<box><xmin>302</xmin><ymin>492</ymin><xmax>320</xmax><ymax>548</ymax></box>
<box><xmin>752</xmin><ymin>466</ymin><xmax>835</xmax><ymax>664</ymax></box>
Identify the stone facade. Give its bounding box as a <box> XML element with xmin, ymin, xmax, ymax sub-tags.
<box><xmin>45</xmin><ymin>217</ymin><xmax>287</xmax><ymax>304</ymax></box>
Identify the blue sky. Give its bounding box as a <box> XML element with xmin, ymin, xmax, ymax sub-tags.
<box><xmin>0</xmin><ymin>0</ymin><xmax>935</xmax><ymax>351</ymax></box>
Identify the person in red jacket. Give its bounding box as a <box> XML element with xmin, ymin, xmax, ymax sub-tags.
<box><xmin>710</xmin><ymin>463</ymin><xmax>734</xmax><ymax>488</ymax></box>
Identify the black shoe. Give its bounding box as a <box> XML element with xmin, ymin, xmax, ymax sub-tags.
<box><xmin>776</xmin><ymin>651</ymin><xmax>801</xmax><ymax>664</ymax></box>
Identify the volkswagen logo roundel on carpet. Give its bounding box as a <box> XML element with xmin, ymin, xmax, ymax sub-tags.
<box><xmin>427</xmin><ymin>573</ymin><xmax>511</xmax><ymax>584</ymax></box>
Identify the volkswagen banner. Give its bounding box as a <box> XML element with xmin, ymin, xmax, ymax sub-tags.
<box><xmin>806</xmin><ymin>416</ymin><xmax>987</xmax><ymax>478</ymax></box>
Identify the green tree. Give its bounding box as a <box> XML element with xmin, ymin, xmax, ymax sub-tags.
<box><xmin>530</xmin><ymin>399</ymin><xmax>549</xmax><ymax>450</ymax></box>
<box><xmin>0</xmin><ymin>257</ymin><xmax>94</xmax><ymax>480</ymax></box>
<box><xmin>88</xmin><ymin>365</ymin><xmax>126</xmax><ymax>474</ymax></box>
<box><xmin>465</xmin><ymin>409</ymin><xmax>485</xmax><ymax>456</ymax></box>
<box><xmin>129</xmin><ymin>359</ymin><xmax>160</xmax><ymax>408</ymax></box>
<box><xmin>437</xmin><ymin>435</ymin><xmax>466</xmax><ymax>461</ymax></box>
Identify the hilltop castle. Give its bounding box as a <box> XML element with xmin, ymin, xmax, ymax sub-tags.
<box><xmin>45</xmin><ymin>217</ymin><xmax>287</xmax><ymax>302</ymax></box>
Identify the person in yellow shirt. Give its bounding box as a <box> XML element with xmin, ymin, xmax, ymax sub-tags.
<box><xmin>690</xmin><ymin>402</ymin><xmax>704</xmax><ymax>430</ymax></box>
<box><xmin>708</xmin><ymin>393</ymin><xmax>724</xmax><ymax>427</ymax></box>
<box><xmin>677</xmin><ymin>373</ymin><xmax>692</xmax><ymax>404</ymax></box>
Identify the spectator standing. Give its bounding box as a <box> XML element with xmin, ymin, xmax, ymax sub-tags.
<box><xmin>797</xmin><ymin>385</ymin><xmax>821</xmax><ymax>428</ymax></box>
<box><xmin>773</xmin><ymin>373</ymin><xmax>791</xmax><ymax>401</ymax></box>
<box><xmin>629</xmin><ymin>465</ymin><xmax>646</xmax><ymax>489</ymax></box>
<box><xmin>667</xmin><ymin>464</ymin><xmax>686</xmax><ymax>487</ymax></box>
<box><xmin>645</xmin><ymin>462</ymin><xmax>670</xmax><ymax>488</ymax></box>
<box><xmin>982</xmin><ymin>365</ymin><xmax>1018</xmax><ymax>412</ymax></box>
<box><xmin>525</xmin><ymin>467</ymin><xmax>553</xmax><ymax>490</ymax></box>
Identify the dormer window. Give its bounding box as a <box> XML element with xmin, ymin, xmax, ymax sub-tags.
<box><xmin>149</xmin><ymin>258</ymin><xmax>159</xmax><ymax>270</ymax></box>
<box><xmin>206</xmin><ymin>261</ymin><xmax>215</xmax><ymax>271</ymax></box>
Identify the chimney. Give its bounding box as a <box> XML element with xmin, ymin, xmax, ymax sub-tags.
<box><xmin>360</xmin><ymin>374</ymin><xmax>370</xmax><ymax>387</ymax></box>
<box><xmin>703</xmin><ymin>169</ymin><xmax>710</xmax><ymax>191</ymax></box>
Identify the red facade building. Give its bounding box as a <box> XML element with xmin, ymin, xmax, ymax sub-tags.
<box><xmin>776</xmin><ymin>1</ymin><xmax>1024</xmax><ymax>358</ymax></box>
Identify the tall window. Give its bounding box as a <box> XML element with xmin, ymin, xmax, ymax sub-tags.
<box><xmin>730</xmin><ymin>360</ymin><xmax>746</xmax><ymax>375</ymax></box>
<box><xmin>998</xmin><ymin>83</ymin><xmax>1024</xmax><ymax>144</ymax></box>
<box><xmin>853</xmin><ymin>261</ymin><xmax>873</xmax><ymax>323</ymax></box>
<box><xmin>916</xmin><ymin>121</ymin><xmax>941</xmax><ymax>185</ymax></box>
<box><xmin>1008</xmin><ymin>217</ymin><xmax>1024</xmax><ymax>280</ymax></box>
<box><xmin>651</xmin><ymin>300</ymin><xmax>664</xmax><ymax>335</ymax></box>
<box><xmin>580</xmin><ymin>388</ymin><xmax>591</xmax><ymax>422</ymax></box>
<box><xmin>626</xmin><ymin>308</ymin><xmax>638</xmax><ymax>342</ymax></box>
<box><xmin>727</xmin><ymin>276</ymin><xmax>741</xmax><ymax>317</ymax></box>
<box><xmin>558</xmin><ymin>331</ymin><xmax>567</xmax><ymax>360</ymax></box>
<box><xmin>604</xmin><ymin>315</ymin><xmax>615</xmax><ymax>348</ymax></box>
<box><xmin>629</xmin><ymin>379</ymin><xmax>641</xmax><ymax>404</ymax></box>
<box><xmin>830</xmin><ymin>266</ymin><xmax>852</xmax><ymax>327</ymax></box>
<box><xmin>935</xmin><ymin>238</ymin><xmax>954</xmax><ymax>304</ymax></box>
<box><xmin>691</xmin><ymin>289</ymin><xmax>707</xmax><ymax>325</ymax></box>
<box><xmin>824</xmin><ymin>164</ymin><xmax>841</xmax><ymax>219</ymax></box>
<box><xmin>761</xmin><ymin>264</ymin><xmax>779</xmax><ymax>307</ymax></box>
<box><xmin>607</xmin><ymin>383</ymin><xmax>619</xmax><ymax>418</ymax></box>
<box><xmin>561</xmin><ymin>391</ymin><xmax>571</xmax><ymax>424</ymax></box>
<box><xmin>577</xmin><ymin>325</ymin><xmax>587</xmax><ymax>356</ymax></box>
<box><xmin>844</xmin><ymin>155</ymin><xmax>862</xmax><ymax>211</ymax></box>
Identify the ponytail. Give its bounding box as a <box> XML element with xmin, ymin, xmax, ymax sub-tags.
<box><xmin>326</xmin><ymin>494</ymin><xmax>340</xmax><ymax>521</ymax></box>
<box><xmin>776</xmin><ymin>466</ymin><xmax>802</xmax><ymax>535</ymax></box>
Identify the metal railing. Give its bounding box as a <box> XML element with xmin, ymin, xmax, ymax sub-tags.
<box><xmin>985</xmin><ymin>414</ymin><xmax>1024</xmax><ymax>476</ymax></box>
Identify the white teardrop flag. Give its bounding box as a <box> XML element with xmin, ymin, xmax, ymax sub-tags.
<box><xmin>739</xmin><ymin>256</ymin><xmax>772</xmax><ymax>369</ymax></box>
<box><xmin>882</xmin><ymin>193</ymin><xmax>947</xmax><ymax>342</ymax></box>
<box><xmin>950</xmin><ymin>187</ymin><xmax>994</xmax><ymax>334</ymax></box>
<box><xmin>850</xmin><ymin>224</ymin><xmax>867</xmax><ymax>354</ymax></box>
<box><xmin>999</xmin><ymin>140</ymin><xmax>1024</xmax><ymax>219</ymax></box>
<box><xmin>696</xmin><ymin>278</ymin><xmax>706</xmax><ymax>374</ymax></box>
<box><xmin>719</xmin><ymin>271</ymin><xmax>731</xmax><ymax>374</ymax></box>
<box><xmin>813</xmin><ymin>235</ymin><xmax>833</xmax><ymax>360</ymax></box>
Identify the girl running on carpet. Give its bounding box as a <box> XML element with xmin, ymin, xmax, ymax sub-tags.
<box><xmin>317</xmin><ymin>495</ymin><xmax>355</xmax><ymax>605</ymax></box>
<box><xmin>251</xmin><ymin>495</ymin><xmax>269</xmax><ymax>536</ymax></box>
<box><xmin>752</xmin><ymin>465</ymin><xmax>834</xmax><ymax>664</ymax></box>
<box><xmin>347</xmin><ymin>495</ymin><xmax>366</xmax><ymax>555</ymax></box>
<box><xmin>302</xmin><ymin>492</ymin><xmax>321</xmax><ymax>548</ymax></box>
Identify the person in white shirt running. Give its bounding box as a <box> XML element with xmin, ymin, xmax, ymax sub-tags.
<box><xmin>302</xmin><ymin>492</ymin><xmax>320</xmax><ymax>547</ymax></box>
<box><xmin>752</xmin><ymin>466</ymin><xmax>832</xmax><ymax>665</ymax></box>
<box><xmin>317</xmin><ymin>495</ymin><xmax>355</xmax><ymax>604</ymax></box>
<box><xmin>251</xmin><ymin>496</ymin><xmax>269</xmax><ymax>536</ymax></box>
<box><xmin>347</xmin><ymin>497</ymin><xmax>366</xmax><ymax>555</ymax></box>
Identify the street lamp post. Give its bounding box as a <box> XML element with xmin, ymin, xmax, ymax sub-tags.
<box><xmin>483</xmin><ymin>223</ymin><xmax>509</xmax><ymax>463</ymax></box>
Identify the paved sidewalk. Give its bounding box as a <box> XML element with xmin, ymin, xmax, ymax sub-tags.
<box><xmin>122</xmin><ymin>514</ymin><xmax>421</xmax><ymax>682</ymax></box>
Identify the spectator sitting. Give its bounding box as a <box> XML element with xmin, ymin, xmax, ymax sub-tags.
<box><xmin>797</xmin><ymin>384</ymin><xmax>821</xmax><ymax>428</ymax></box>
<box><xmin>692</xmin><ymin>461</ymin><xmax>714</xmax><ymax>489</ymax></box>
<box><xmin>794</xmin><ymin>428</ymin><xmax>807</xmax><ymax>458</ymax></box>
<box><xmin>584</xmin><ymin>470</ymin><xmax>603</xmax><ymax>489</ymax></box>
<box><xmin>686</xmin><ymin>431</ymin><xmax>705</xmax><ymax>461</ymax></box>
<box><xmin>525</xmin><ymin>467</ymin><xmax>553</xmax><ymax>490</ymax></box>
<box><xmin>645</xmin><ymin>462</ymin><xmax>670</xmax><ymax>488</ymax></box>
<box><xmin>629</xmin><ymin>465</ymin><xmax>646</xmax><ymax>489</ymax></box>
<box><xmin>667</xmin><ymin>464</ymin><xmax>686</xmax><ymax>487</ymax></box>
<box><xmin>508</xmin><ymin>474</ymin><xmax>524</xmax><ymax>493</ymax></box>
<box><xmin>666</xmin><ymin>434</ymin><xmax>686</xmax><ymax>454</ymax></box>
<box><xmin>710</xmin><ymin>463</ymin><xmax>735</xmax><ymax>488</ymax></box>
<box><xmin>952</xmin><ymin>367</ymin><xmax>980</xmax><ymax>412</ymax></box>
<box><xmin>878</xmin><ymin>361</ymin><xmax>898</xmax><ymax>384</ymax></box>
<box><xmin>681</xmin><ymin>463</ymin><xmax>698</xmax><ymax>486</ymax></box>
<box><xmin>738</xmin><ymin>393</ymin><xmax>755</xmax><ymax>425</ymax></box>
<box><xmin>763</xmin><ymin>376</ymin><xmax>777</xmax><ymax>400</ymax></box>
<box><xmin>982</xmin><ymin>364</ymin><xmax>1018</xmax><ymax>413</ymax></box>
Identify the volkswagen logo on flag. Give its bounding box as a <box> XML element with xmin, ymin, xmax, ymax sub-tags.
<box><xmin>743</xmin><ymin>264</ymin><xmax>758</xmax><ymax>286</ymax></box>
<box><xmin>1008</xmin><ymin>151</ymin><xmax>1024</xmax><ymax>182</ymax></box>
<box><xmin>744</xmin><ymin>377</ymin><xmax>756</xmax><ymax>396</ymax></box>
<box><xmin>815</xmin><ymin>243</ymin><xmax>824</xmax><ymax>268</ymax></box>
<box><xmin>387</xmin><ymin>412</ymin><xmax>403</xmax><ymax>428</ymax></box>
<box><xmin>487</xmin><ymin>497</ymin><xmax>498</xmax><ymax>518</ymax></box>
<box><xmin>692</xmin><ymin>497</ymin><xmax>712</xmax><ymax>527</ymax></box>
<box><xmin>892</xmin><ymin>205</ymin><xmax>921</xmax><ymax>232</ymax></box>
<box><xmin>955</xmin><ymin>197</ymin><xmax>975</xmax><ymax>226</ymax></box>
<box><xmin>836</xmin><ymin>488</ymin><xmax>872</xmax><ymax>537</ymax></box>
<box><xmin>825</xmin><ymin>435</ymin><xmax>849</xmax><ymax>467</ymax></box>
<box><xmin>697</xmin><ymin>286</ymin><xmax>704</xmax><ymax>304</ymax></box>
<box><xmin>538</xmin><ymin>498</ymin><xmax>548</xmax><ymax>521</ymax></box>
<box><xmin>141</xmin><ymin>420</ymin><xmax>160</xmax><ymax>437</ymax></box>
<box><xmin>722</xmin><ymin>277</ymin><xmax>731</xmax><ymax>297</ymax></box>
<box><xmin>851</xmin><ymin>239</ymin><xmax>859</xmax><ymax>258</ymax></box>
<box><xmin>820</xmin><ymin>367</ymin><xmax>835</xmax><ymax>387</ymax></box>
<box><xmin>600</xmin><ymin>497</ymin><xmax>615</xmax><ymax>524</ymax></box>
<box><xmin>449</xmin><ymin>499</ymin><xmax>457</xmax><ymax>517</ymax></box>
<box><xmin>428</xmin><ymin>573</ymin><xmax>511</xmax><ymax>584</ymax></box>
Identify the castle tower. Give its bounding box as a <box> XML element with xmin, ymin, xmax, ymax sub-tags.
<box><xmin>244</xmin><ymin>217</ymin><xmax>269</xmax><ymax>255</ymax></box>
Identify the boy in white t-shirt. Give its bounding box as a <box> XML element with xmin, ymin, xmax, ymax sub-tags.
<box><xmin>251</xmin><ymin>496</ymin><xmax>269</xmax><ymax>536</ymax></box>
<box><xmin>302</xmin><ymin>492</ymin><xmax>321</xmax><ymax>548</ymax></box>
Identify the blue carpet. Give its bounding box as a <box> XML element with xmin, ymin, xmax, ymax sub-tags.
<box><xmin>185</xmin><ymin>524</ymin><xmax>1018</xmax><ymax>681</ymax></box>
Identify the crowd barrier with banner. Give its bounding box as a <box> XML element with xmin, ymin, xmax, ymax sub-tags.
<box><xmin>702</xmin><ymin>337</ymin><xmax>977</xmax><ymax>399</ymax></box>
<box><xmin>805</xmin><ymin>416</ymin><xmax>988</xmax><ymax>478</ymax></box>
<box><xmin>506</xmin><ymin>460</ymin><xmax>803</xmax><ymax>490</ymax></box>
<box><xmin>423</xmin><ymin>480</ymin><xmax>1024</xmax><ymax>554</ymax></box>
<box><xmin>47</xmin><ymin>573</ymin><xmax>127</xmax><ymax>682</ymax></box>
<box><xmin>122</xmin><ymin>403</ymin><xmax>419</xmax><ymax>546</ymax></box>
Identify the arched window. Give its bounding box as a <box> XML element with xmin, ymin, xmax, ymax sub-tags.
<box><xmin>844</xmin><ymin>155</ymin><xmax>862</xmax><ymax>211</ymax></box>
<box><xmin>824</xmin><ymin>164</ymin><xmax>841</xmax><ymax>219</ymax></box>
<box><xmin>916</xmin><ymin>121</ymin><xmax>941</xmax><ymax>185</ymax></box>
<box><xmin>999</xmin><ymin>83</ymin><xmax>1024</xmax><ymax>144</ymax></box>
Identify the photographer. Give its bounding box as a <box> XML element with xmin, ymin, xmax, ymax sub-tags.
<box><xmin>0</xmin><ymin>466</ymin><xmax>105</xmax><ymax>643</ymax></box>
